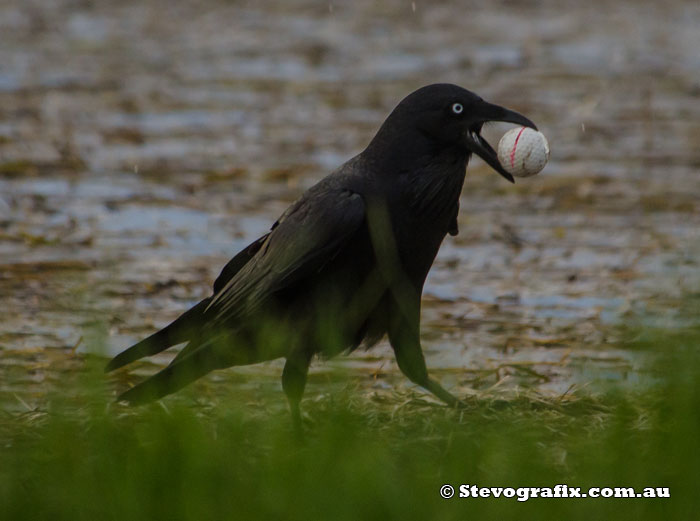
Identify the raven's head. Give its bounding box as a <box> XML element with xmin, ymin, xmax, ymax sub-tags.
<box><xmin>377</xmin><ymin>83</ymin><xmax>537</xmax><ymax>183</ymax></box>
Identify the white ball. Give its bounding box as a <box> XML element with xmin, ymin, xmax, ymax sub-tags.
<box><xmin>497</xmin><ymin>127</ymin><xmax>549</xmax><ymax>178</ymax></box>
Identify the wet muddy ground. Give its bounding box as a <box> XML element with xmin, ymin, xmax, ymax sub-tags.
<box><xmin>1</xmin><ymin>0</ymin><xmax>699</xmax><ymax>407</ymax></box>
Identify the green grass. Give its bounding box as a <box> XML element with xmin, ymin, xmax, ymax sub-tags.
<box><xmin>1</xmin><ymin>329</ymin><xmax>698</xmax><ymax>520</ymax></box>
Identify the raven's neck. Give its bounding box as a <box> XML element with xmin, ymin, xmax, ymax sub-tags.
<box><xmin>402</xmin><ymin>150</ymin><xmax>468</xmax><ymax>223</ymax></box>
<box><xmin>363</xmin><ymin>126</ymin><xmax>469</xmax><ymax>219</ymax></box>
<box><xmin>389</xmin><ymin>151</ymin><xmax>469</xmax><ymax>286</ymax></box>
<box><xmin>358</xmin><ymin>133</ymin><xmax>470</xmax><ymax>286</ymax></box>
<box><xmin>363</xmin><ymin>123</ymin><xmax>444</xmax><ymax>174</ymax></box>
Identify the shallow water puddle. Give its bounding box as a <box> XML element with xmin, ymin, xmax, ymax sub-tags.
<box><xmin>1</xmin><ymin>0</ymin><xmax>699</xmax><ymax>404</ymax></box>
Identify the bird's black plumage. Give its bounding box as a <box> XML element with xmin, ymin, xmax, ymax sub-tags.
<box><xmin>106</xmin><ymin>83</ymin><xmax>537</xmax><ymax>427</ymax></box>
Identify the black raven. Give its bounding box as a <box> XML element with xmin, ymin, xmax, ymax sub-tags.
<box><xmin>106</xmin><ymin>83</ymin><xmax>537</xmax><ymax>428</ymax></box>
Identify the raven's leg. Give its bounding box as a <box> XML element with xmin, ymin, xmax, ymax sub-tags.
<box><xmin>387</xmin><ymin>300</ymin><xmax>464</xmax><ymax>408</ymax></box>
<box><xmin>366</xmin><ymin>204</ymin><xmax>464</xmax><ymax>407</ymax></box>
<box><xmin>392</xmin><ymin>340</ymin><xmax>463</xmax><ymax>407</ymax></box>
<box><xmin>282</xmin><ymin>350</ymin><xmax>313</xmax><ymax>435</ymax></box>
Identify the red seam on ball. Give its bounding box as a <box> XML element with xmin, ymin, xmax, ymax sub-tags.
<box><xmin>510</xmin><ymin>127</ymin><xmax>526</xmax><ymax>169</ymax></box>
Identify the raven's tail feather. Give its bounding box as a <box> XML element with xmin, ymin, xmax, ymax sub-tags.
<box><xmin>116</xmin><ymin>344</ymin><xmax>220</xmax><ymax>404</ymax></box>
<box><xmin>104</xmin><ymin>299</ymin><xmax>210</xmax><ymax>373</ymax></box>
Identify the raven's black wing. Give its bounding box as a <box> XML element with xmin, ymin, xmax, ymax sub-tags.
<box><xmin>116</xmin><ymin>187</ymin><xmax>366</xmax><ymax>403</ymax></box>
<box><xmin>205</xmin><ymin>188</ymin><xmax>366</xmax><ymax>325</ymax></box>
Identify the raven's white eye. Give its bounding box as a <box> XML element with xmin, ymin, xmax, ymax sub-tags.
<box><xmin>451</xmin><ymin>103</ymin><xmax>463</xmax><ymax>114</ymax></box>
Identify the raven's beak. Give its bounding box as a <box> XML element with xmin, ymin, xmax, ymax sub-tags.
<box><xmin>464</xmin><ymin>100</ymin><xmax>538</xmax><ymax>183</ymax></box>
